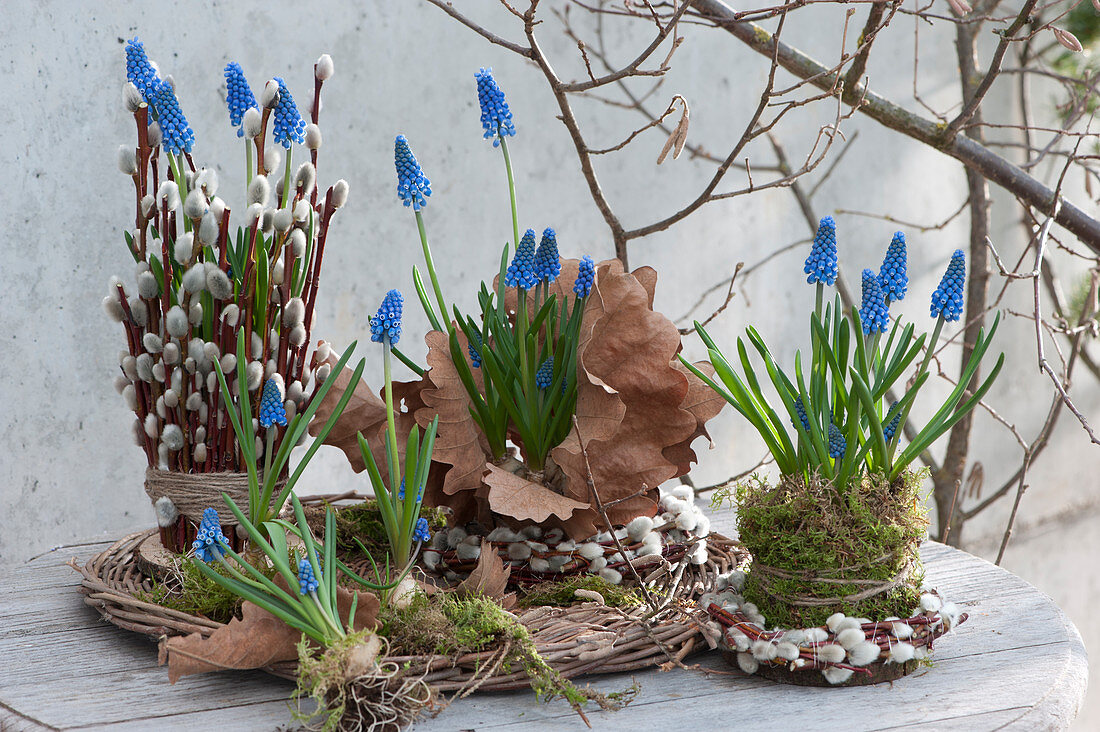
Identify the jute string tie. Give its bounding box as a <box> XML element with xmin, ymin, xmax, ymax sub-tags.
<box><xmin>144</xmin><ymin>468</ymin><xmax>286</xmax><ymax>523</ymax></box>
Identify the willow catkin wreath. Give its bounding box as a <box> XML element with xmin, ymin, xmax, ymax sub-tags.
<box><xmin>73</xmin><ymin>525</ymin><xmax>747</xmax><ymax>691</ymax></box>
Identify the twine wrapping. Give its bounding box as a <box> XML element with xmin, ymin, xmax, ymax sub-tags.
<box><xmin>751</xmin><ymin>551</ymin><xmax>915</xmax><ymax>607</ymax></box>
<box><xmin>144</xmin><ymin>468</ymin><xmax>286</xmax><ymax>523</ymax></box>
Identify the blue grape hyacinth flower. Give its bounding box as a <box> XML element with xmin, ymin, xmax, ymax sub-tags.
<box><xmin>883</xmin><ymin>401</ymin><xmax>902</xmax><ymax>442</ymax></box>
<box><xmin>270</xmin><ymin>77</ymin><xmax>306</xmax><ymax>149</ymax></box>
<box><xmin>224</xmin><ymin>62</ymin><xmax>258</xmax><ymax>137</ymax></box>
<box><xmin>791</xmin><ymin>395</ymin><xmax>811</xmax><ymax>432</ymax></box>
<box><xmin>878</xmin><ymin>232</ymin><xmax>908</xmax><ymax>302</ymax></box>
<box><xmin>149</xmin><ymin>80</ymin><xmax>195</xmax><ymax>155</ymax></box>
<box><xmin>828</xmin><ymin>423</ymin><xmax>846</xmax><ymax>458</ymax></box>
<box><xmin>506</xmin><ymin>229</ymin><xmax>539</xmax><ymax>290</ymax></box>
<box><xmin>574</xmin><ymin>255</ymin><xmax>595</xmax><ymax>298</ymax></box>
<box><xmin>125</xmin><ymin>38</ymin><xmax>159</xmax><ymax>100</ymax></box>
<box><xmin>804</xmin><ymin>216</ymin><xmax>838</xmax><ymax>286</ymax></box>
<box><xmin>258</xmin><ymin>379</ymin><xmax>288</xmax><ymax>429</ymax></box>
<box><xmin>297</xmin><ymin>557</ymin><xmax>320</xmax><ymax>595</ymax></box>
<box><xmin>468</xmin><ymin>330</ymin><xmax>483</xmax><ymax>368</ymax></box>
<box><xmin>930</xmin><ymin>249</ymin><xmax>966</xmax><ymax>322</ymax></box>
<box><xmin>536</xmin><ymin>356</ymin><xmax>554</xmax><ymax>389</ymax></box>
<box><xmin>413</xmin><ymin>517</ymin><xmax>431</xmax><ymax>543</ymax></box>
<box><xmin>475</xmin><ymin>68</ymin><xmax>516</xmax><ymax>145</ymax></box>
<box><xmin>859</xmin><ymin>268</ymin><xmax>891</xmax><ymax>335</ymax></box>
<box><xmin>533</xmin><ymin>228</ymin><xmax>562</xmax><ymax>284</ymax></box>
<box><xmin>371</xmin><ymin>289</ymin><xmax>404</xmax><ymax>346</ymax></box>
<box><xmin>394</xmin><ymin>135</ymin><xmax>432</xmax><ymax>211</ymax></box>
<box><xmin>192</xmin><ymin>507</ymin><xmax>228</xmax><ymax>563</ymax></box>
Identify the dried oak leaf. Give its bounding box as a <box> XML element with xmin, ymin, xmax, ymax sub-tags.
<box><xmin>160</xmin><ymin>577</ymin><xmax>379</xmax><ymax>682</ymax></box>
<box><xmin>483</xmin><ymin>462</ymin><xmax>589</xmax><ymax>524</ymax></box>
<box><xmin>454</xmin><ymin>539</ymin><xmax>511</xmax><ymax>601</ymax></box>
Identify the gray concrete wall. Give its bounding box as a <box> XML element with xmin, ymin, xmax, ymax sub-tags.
<box><xmin>1</xmin><ymin>1</ymin><xmax>1094</xmax><ymax>726</ymax></box>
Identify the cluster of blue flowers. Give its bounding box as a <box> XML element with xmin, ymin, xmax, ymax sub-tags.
<box><xmin>394</xmin><ymin>135</ymin><xmax>432</xmax><ymax>211</ymax></box>
<box><xmin>371</xmin><ymin>289</ymin><xmax>404</xmax><ymax>346</ymax></box>
<box><xmin>475</xmin><ymin>68</ymin><xmax>516</xmax><ymax>145</ymax></box>
<box><xmin>297</xmin><ymin>557</ymin><xmax>320</xmax><ymax>595</ymax></box>
<box><xmin>573</xmin><ymin>256</ymin><xmax>595</xmax><ymax>298</ymax></box>
<box><xmin>468</xmin><ymin>330</ymin><xmax>483</xmax><ymax>368</ymax></box>
<box><xmin>878</xmin><ymin>232</ymin><xmax>908</xmax><ymax>302</ymax></box>
<box><xmin>804</xmin><ymin>217</ymin><xmax>839</xmax><ymax>286</ymax></box>
<box><xmin>883</xmin><ymin>402</ymin><xmax>902</xmax><ymax>442</ymax></box>
<box><xmin>412</xmin><ymin>517</ymin><xmax>431</xmax><ymax>543</ymax></box>
<box><xmin>223</xmin><ymin>62</ymin><xmax>257</xmax><ymax>138</ymax></box>
<box><xmin>258</xmin><ymin>379</ymin><xmax>288</xmax><ymax>429</ymax></box>
<box><xmin>792</xmin><ymin>395</ymin><xmax>811</xmax><ymax>432</ymax></box>
<box><xmin>536</xmin><ymin>356</ymin><xmax>555</xmax><ymax>389</ymax></box>
<box><xmin>270</xmin><ymin>77</ymin><xmax>306</xmax><ymax>149</ymax></box>
<box><xmin>192</xmin><ymin>507</ymin><xmax>228</xmax><ymax>563</ymax></box>
<box><xmin>930</xmin><ymin>249</ymin><xmax>966</xmax><ymax>321</ymax></box>
<box><xmin>859</xmin><ymin>268</ymin><xmax>891</xmax><ymax>335</ymax></box>
<box><xmin>505</xmin><ymin>229</ymin><xmax>540</xmax><ymax>290</ymax></box>
<box><xmin>124</xmin><ymin>38</ymin><xmax>159</xmax><ymax>99</ymax></box>
<box><xmin>827</xmin><ymin>423</ymin><xmax>846</xmax><ymax>459</ymax></box>
<box><xmin>533</xmin><ymin>228</ymin><xmax>561</xmax><ymax>284</ymax></box>
<box><xmin>124</xmin><ymin>39</ymin><xmax>194</xmax><ymax>155</ymax></box>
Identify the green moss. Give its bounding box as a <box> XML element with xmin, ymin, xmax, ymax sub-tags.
<box><xmin>518</xmin><ymin>575</ymin><xmax>643</xmax><ymax>609</ymax></box>
<box><xmin>718</xmin><ymin>470</ymin><xmax>928</xmax><ymax>628</ymax></box>
<box><xmin>329</xmin><ymin>500</ymin><xmax>448</xmax><ymax>558</ymax></box>
<box><xmin>137</xmin><ymin>558</ymin><xmax>249</xmax><ymax>624</ymax></box>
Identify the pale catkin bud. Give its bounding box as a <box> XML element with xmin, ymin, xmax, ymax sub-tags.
<box><xmin>220</xmin><ymin>353</ymin><xmax>237</xmax><ymax>375</ymax></box>
<box><xmin>272</xmin><ymin>260</ymin><xmax>285</xmax><ymax>286</ymax></box>
<box><xmin>186</xmin><ymin>392</ymin><xmax>203</xmax><ymax>411</ymax></box>
<box><xmin>206</xmin><ymin>371</ymin><xmax>218</xmax><ymax>394</ymax></box>
<box><xmin>122</xmin><ymin>384</ymin><xmax>138</xmax><ymax>411</ymax></box>
<box><xmin>157</xmin><ymin>181</ymin><xmax>180</xmax><ymax>211</ymax></box>
<box><xmin>183</xmin><ymin>190</ymin><xmax>207</xmax><ymax>219</ymax></box>
<box><xmin>285</xmin><ymin>399</ymin><xmax>297</xmax><ymax>420</ymax></box>
<box><xmin>152</xmin><ymin>361</ymin><xmax>166</xmax><ymax>382</ymax></box>
<box><xmin>182</xmin><ymin>264</ymin><xmax>206</xmax><ymax>293</ymax></box>
<box><xmin>135</xmin><ymin>353</ymin><xmax>154</xmax><ymax>382</ymax></box>
<box><xmin>117</xmin><ymin>145</ymin><xmax>138</xmax><ymax>176</ymax></box>
<box><xmin>288</xmin><ymin>324</ymin><xmax>306</xmax><ymax>346</ymax></box>
<box><xmin>171</xmin><ymin>369</ymin><xmax>182</xmax><ymax>395</ymax></box>
<box><xmin>289</xmin><ymin>228</ymin><xmax>306</xmax><ymax>257</ymax></box>
<box><xmin>162</xmin><ymin>424</ymin><xmax>184</xmax><ymax>451</ymax></box>
<box><xmin>163</xmin><ymin>388</ymin><xmax>179</xmax><ymax>409</ymax></box>
<box><xmin>162</xmin><ymin>341</ymin><xmax>180</xmax><ymax>365</ymax></box>
<box><xmin>209</xmin><ymin>196</ymin><xmax>226</xmax><ymax>221</ymax></box>
<box><xmin>102</xmin><ymin>296</ymin><xmax>125</xmax><ymax>322</ymax></box>
<box><xmin>194</xmin><ymin>426</ymin><xmax>206</xmax><ymax>443</ymax></box>
<box><xmin>315</xmin><ymin>341</ymin><xmax>332</xmax><ymax>363</ymax></box>
<box><xmin>127</xmin><ymin>296</ymin><xmax>148</xmax><ymax>327</ymax></box>
<box><xmin>137</xmin><ymin>271</ymin><xmax>159</xmax><ymax>298</ymax></box>
<box><xmin>123</xmin><ymin>82</ymin><xmax>144</xmax><ymax>112</ymax></box>
<box><xmin>113</xmin><ymin>374</ymin><xmax>130</xmax><ymax>395</ymax></box>
<box><xmin>247</xmin><ymin>176</ymin><xmax>270</xmax><ymax>207</ymax></box>
<box><xmin>273</xmin><ymin>177</ymin><xmax>284</xmax><ymax>203</ymax></box>
<box><xmin>255</xmin><ymin>435</ymin><xmax>265</xmax><ymax>457</ymax></box>
<box><xmin>269</xmin><ymin>330</ymin><xmax>279</xmax><ymax>350</ymax></box>
<box><xmin>287</xmin><ymin>380</ymin><xmax>304</xmax><ymax>403</ymax></box>
<box><xmin>206</xmin><ymin>266</ymin><xmax>233</xmax><ymax>300</ymax></box>
<box><xmin>246</xmin><ymin>202</ymin><xmax>264</xmax><ymax>227</ymax></box>
<box><xmin>283</xmin><ymin>297</ymin><xmax>305</xmax><ymax>326</ymax></box>
<box><xmin>295</xmin><ymin>163</ymin><xmax>316</xmax><ymax>196</ymax></box>
<box><xmin>144</xmin><ymin>413</ymin><xmax>159</xmax><ymax>438</ymax></box>
<box><xmin>265</xmin><ymin>146</ymin><xmax>282</xmax><ymax>172</ymax></box>
<box><xmin>316</xmin><ymin>363</ymin><xmax>331</xmax><ymax>382</ymax></box>
<box><xmin>198</xmin><ymin>211</ymin><xmax>219</xmax><ymax>245</ymax></box>
<box><xmin>331</xmin><ymin>179</ymin><xmax>349</xmax><ymax>208</ymax></box>
<box><xmin>251</xmin><ymin>332</ymin><xmax>263</xmax><ymax>357</ymax></box>
<box><xmin>157</xmin><ymin>443</ymin><xmax>168</xmax><ymax>468</ymax></box>
<box><xmin>141</xmin><ymin>194</ymin><xmax>156</xmax><ymax>217</ymax></box>
<box><xmin>242</xmin><ymin>107</ymin><xmax>262</xmax><ymax>139</ymax></box>
<box><xmin>261</xmin><ymin>79</ymin><xmax>280</xmax><ymax>108</ymax></box>
<box><xmin>188</xmin><ymin>302</ymin><xmax>203</xmax><ymax>326</ymax></box>
<box><xmin>221</xmin><ymin>304</ymin><xmax>240</xmax><ymax>327</ymax></box>
<box><xmin>261</xmin><ymin>209</ymin><xmax>275</xmax><ymax>234</ymax></box>
<box><xmin>246</xmin><ymin>361</ymin><xmax>263</xmax><ymax>391</ymax></box>
<box><xmin>184</xmin><ymin>357</ymin><xmax>196</xmax><ymax>374</ymax></box>
<box><xmin>122</xmin><ymin>356</ymin><xmax>138</xmax><ymax>381</ymax></box>
<box><xmin>147</xmin><ymin>121</ymin><xmax>163</xmax><ymax>148</ymax></box>
<box><xmin>193</xmin><ymin>443</ymin><xmax>207</xmax><ymax>464</ymax></box>
<box><xmin>198</xmin><ymin>401</ymin><xmax>209</xmax><ymax>423</ymax></box>
<box><xmin>293</xmin><ymin>199</ymin><xmax>312</xmax><ymax>222</ymax></box>
<box><xmin>315</xmin><ymin>54</ymin><xmax>334</xmax><ymax>80</ymax></box>
<box><xmin>203</xmin><ymin>341</ymin><xmax>220</xmax><ymax>364</ymax></box>
<box><xmin>166</xmin><ymin>306</ymin><xmax>188</xmax><ymax>338</ymax></box>
<box><xmin>142</xmin><ymin>332</ymin><xmax>163</xmax><ymax>354</ymax></box>
<box><xmin>273</xmin><ymin>207</ymin><xmax>293</xmax><ymax>232</ymax></box>
<box><xmin>304</xmin><ymin>123</ymin><xmax>322</xmax><ymax>150</ymax></box>
<box><xmin>265</xmin><ymin>358</ymin><xmax>277</xmax><ymax>380</ymax></box>
<box><xmin>189</xmin><ymin>338</ymin><xmax>207</xmax><ymax>370</ymax></box>
<box><xmin>196</xmin><ymin>168</ymin><xmax>218</xmax><ymax>196</ymax></box>
<box><xmin>174</xmin><ymin>232</ymin><xmax>195</xmax><ymax>263</ymax></box>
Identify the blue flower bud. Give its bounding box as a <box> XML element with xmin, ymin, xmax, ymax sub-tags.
<box><xmin>573</xmin><ymin>255</ymin><xmax>595</xmax><ymax>298</ymax></box>
<box><xmin>828</xmin><ymin>423</ymin><xmax>846</xmax><ymax>458</ymax></box>
<box><xmin>930</xmin><ymin>249</ymin><xmax>966</xmax><ymax>322</ymax></box>
<box><xmin>192</xmin><ymin>507</ymin><xmax>228</xmax><ymax>563</ymax></box>
<box><xmin>883</xmin><ymin>401</ymin><xmax>901</xmax><ymax>442</ymax></box>
<box><xmin>505</xmin><ymin>229</ymin><xmax>539</xmax><ymax>290</ymax></box>
<box><xmin>149</xmin><ymin>79</ymin><xmax>195</xmax><ymax>155</ymax></box>
<box><xmin>878</xmin><ymin>232</ymin><xmax>908</xmax><ymax>302</ymax></box>
<box><xmin>475</xmin><ymin>68</ymin><xmax>516</xmax><ymax>146</ymax></box>
<box><xmin>536</xmin><ymin>356</ymin><xmax>554</xmax><ymax>390</ymax></box>
<box><xmin>394</xmin><ymin>135</ymin><xmax>432</xmax><ymax>211</ymax></box>
<box><xmin>258</xmin><ymin>379</ymin><xmax>288</xmax><ymax>429</ymax></box>
<box><xmin>804</xmin><ymin>216</ymin><xmax>838</xmax><ymax>286</ymax></box>
<box><xmin>859</xmin><ymin>268</ymin><xmax>890</xmax><ymax>335</ymax></box>
<box><xmin>270</xmin><ymin>77</ymin><xmax>306</xmax><ymax>149</ymax></box>
<box><xmin>468</xmin><ymin>330</ymin><xmax>483</xmax><ymax>368</ymax></box>
<box><xmin>297</xmin><ymin>557</ymin><xmax>320</xmax><ymax>595</ymax></box>
<box><xmin>371</xmin><ymin>289</ymin><xmax>404</xmax><ymax>345</ymax></box>
<box><xmin>224</xmin><ymin>62</ymin><xmax>258</xmax><ymax>138</ymax></box>
<box><xmin>533</xmin><ymin>228</ymin><xmax>561</xmax><ymax>284</ymax></box>
<box><xmin>412</xmin><ymin>517</ymin><xmax>431</xmax><ymax>543</ymax></box>
<box><xmin>125</xmin><ymin>38</ymin><xmax>159</xmax><ymax>100</ymax></box>
<box><xmin>791</xmin><ymin>395</ymin><xmax>811</xmax><ymax>432</ymax></box>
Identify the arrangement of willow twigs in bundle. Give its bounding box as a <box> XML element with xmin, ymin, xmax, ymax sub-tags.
<box><xmin>105</xmin><ymin>40</ymin><xmax>350</xmax><ymax>551</ymax></box>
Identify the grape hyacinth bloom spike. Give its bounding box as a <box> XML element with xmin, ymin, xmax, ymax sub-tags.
<box><xmin>475</xmin><ymin>68</ymin><xmax>516</xmax><ymax>145</ymax></box>
<box><xmin>536</xmin><ymin>356</ymin><xmax>554</xmax><ymax>389</ymax></box>
<box><xmin>297</xmin><ymin>557</ymin><xmax>320</xmax><ymax>595</ymax></box>
<box><xmin>859</xmin><ymin>268</ymin><xmax>891</xmax><ymax>335</ymax></box>
<box><xmin>468</xmin><ymin>330</ymin><xmax>483</xmax><ymax>368</ymax></box>
<box><xmin>224</xmin><ymin>62</ymin><xmax>258</xmax><ymax>137</ymax></box>
<box><xmin>394</xmin><ymin>135</ymin><xmax>432</xmax><ymax>210</ymax></box>
<box><xmin>804</xmin><ymin>216</ymin><xmax>838</xmax><ymax>286</ymax></box>
<box><xmin>412</xmin><ymin>517</ymin><xmax>431</xmax><ymax>543</ymax></box>
<box><xmin>149</xmin><ymin>80</ymin><xmax>195</xmax><ymax>155</ymax></box>
<box><xmin>878</xmin><ymin>232</ymin><xmax>908</xmax><ymax>302</ymax></box>
<box><xmin>258</xmin><ymin>379</ymin><xmax>288</xmax><ymax>428</ymax></box>
<box><xmin>192</xmin><ymin>507</ymin><xmax>228</xmax><ymax>563</ymax></box>
<box><xmin>574</xmin><ymin>255</ymin><xmax>595</xmax><ymax>298</ymax></box>
<box><xmin>270</xmin><ymin>77</ymin><xmax>306</xmax><ymax>149</ymax></box>
<box><xmin>930</xmin><ymin>249</ymin><xmax>966</xmax><ymax>322</ymax></box>
<box><xmin>828</xmin><ymin>423</ymin><xmax>846</xmax><ymax>459</ymax></box>
<box><xmin>371</xmin><ymin>289</ymin><xmax>404</xmax><ymax>346</ymax></box>
<box><xmin>533</xmin><ymin>228</ymin><xmax>562</xmax><ymax>284</ymax></box>
<box><xmin>883</xmin><ymin>401</ymin><xmax>902</xmax><ymax>442</ymax></box>
<box><xmin>505</xmin><ymin>229</ymin><xmax>539</xmax><ymax>290</ymax></box>
<box><xmin>124</xmin><ymin>38</ymin><xmax>159</xmax><ymax>100</ymax></box>
<box><xmin>791</xmin><ymin>395</ymin><xmax>811</xmax><ymax>432</ymax></box>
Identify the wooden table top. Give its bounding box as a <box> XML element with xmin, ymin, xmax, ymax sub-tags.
<box><xmin>0</xmin><ymin>511</ymin><xmax>1088</xmax><ymax>731</ymax></box>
